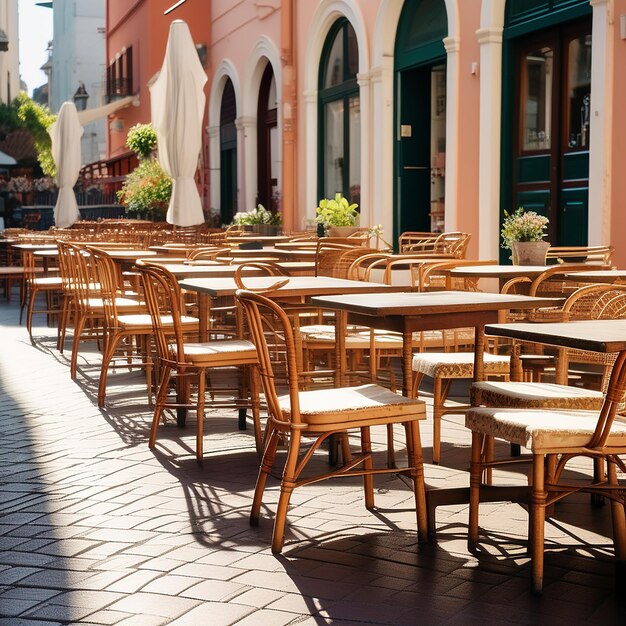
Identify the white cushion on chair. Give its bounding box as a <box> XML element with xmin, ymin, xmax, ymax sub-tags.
<box><xmin>278</xmin><ymin>384</ymin><xmax>426</xmax><ymax>427</ymax></box>
<box><xmin>471</xmin><ymin>381</ymin><xmax>604</xmax><ymax>410</ymax></box>
<box><xmin>169</xmin><ymin>339</ymin><xmax>258</xmax><ymax>366</ymax></box>
<box><xmin>412</xmin><ymin>352</ymin><xmax>510</xmax><ymax>379</ymax></box>
<box><xmin>466</xmin><ymin>407</ymin><xmax>626</xmax><ymax>452</ymax></box>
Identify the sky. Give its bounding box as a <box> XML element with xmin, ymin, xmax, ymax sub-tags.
<box><xmin>18</xmin><ymin>0</ymin><xmax>53</xmax><ymax>96</ymax></box>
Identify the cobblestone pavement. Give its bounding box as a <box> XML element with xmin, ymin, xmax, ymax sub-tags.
<box><xmin>1</xmin><ymin>298</ymin><xmax>625</xmax><ymax>625</ymax></box>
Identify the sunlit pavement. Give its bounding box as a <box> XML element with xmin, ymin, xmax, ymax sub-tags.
<box><xmin>0</xmin><ymin>297</ymin><xmax>624</xmax><ymax>625</ymax></box>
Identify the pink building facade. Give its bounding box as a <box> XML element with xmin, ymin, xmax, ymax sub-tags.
<box><xmin>105</xmin><ymin>0</ymin><xmax>626</xmax><ymax>265</ymax></box>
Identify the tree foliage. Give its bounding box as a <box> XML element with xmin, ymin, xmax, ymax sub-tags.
<box><xmin>16</xmin><ymin>92</ymin><xmax>56</xmax><ymax>176</ymax></box>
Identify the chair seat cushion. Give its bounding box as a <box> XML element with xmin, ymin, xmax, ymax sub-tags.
<box><xmin>412</xmin><ymin>352</ymin><xmax>510</xmax><ymax>379</ymax></box>
<box><xmin>471</xmin><ymin>381</ymin><xmax>604</xmax><ymax>410</ymax></box>
<box><xmin>32</xmin><ymin>276</ymin><xmax>63</xmax><ymax>288</ymax></box>
<box><xmin>466</xmin><ymin>407</ymin><xmax>626</xmax><ymax>452</ymax></box>
<box><xmin>169</xmin><ymin>339</ymin><xmax>258</xmax><ymax>366</ymax></box>
<box><xmin>117</xmin><ymin>314</ymin><xmax>199</xmax><ymax>331</ymax></box>
<box><xmin>278</xmin><ymin>384</ymin><xmax>426</xmax><ymax>428</ymax></box>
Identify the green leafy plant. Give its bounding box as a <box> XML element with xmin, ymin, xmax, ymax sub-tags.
<box><xmin>117</xmin><ymin>158</ymin><xmax>172</xmax><ymax>218</ymax></box>
<box><xmin>126</xmin><ymin>123</ymin><xmax>158</xmax><ymax>160</ymax></box>
<box><xmin>232</xmin><ymin>204</ymin><xmax>281</xmax><ymax>226</ymax></box>
<box><xmin>501</xmin><ymin>207</ymin><xmax>549</xmax><ymax>250</ymax></box>
<box><xmin>16</xmin><ymin>93</ymin><xmax>56</xmax><ymax>176</ymax></box>
<box><xmin>315</xmin><ymin>193</ymin><xmax>359</xmax><ymax>227</ymax></box>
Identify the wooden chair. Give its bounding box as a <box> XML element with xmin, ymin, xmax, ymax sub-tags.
<box><xmin>466</xmin><ymin>356</ymin><xmax>626</xmax><ymax>594</ymax></box>
<box><xmin>139</xmin><ymin>265</ymin><xmax>261</xmax><ymax>459</ymax></box>
<box><xmin>22</xmin><ymin>247</ymin><xmax>64</xmax><ymax>343</ymax></box>
<box><xmin>235</xmin><ymin>288</ymin><xmax>428</xmax><ymax>553</ymax></box>
<box><xmin>546</xmin><ymin>245</ymin><xmax>614</xmax><ymax>265</ymax></box>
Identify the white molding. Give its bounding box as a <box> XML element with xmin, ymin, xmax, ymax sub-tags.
<box><xmin>208</xmin><ymin>60</ymin><xmax>242</xmax><ymax>216</ymax></box>
<box><xmin>588</xmin><ymin>0</ymin><xmax>612</xmax><ymax>245</ymax></box>
<box><xmin>303</xmin><ymin>0</ymin><xmax>370</xmax><ymax>224</ymax></box>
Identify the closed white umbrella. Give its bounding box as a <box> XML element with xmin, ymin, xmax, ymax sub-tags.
<box><xmin>48</xmin><ymin>101</ymin><xmax>83</xmax><ymax>228</ymax></box>
<box><xmin>150</xmin><ymin>20</ymin><xmax>207</xmax><ymax>226</ymax></box>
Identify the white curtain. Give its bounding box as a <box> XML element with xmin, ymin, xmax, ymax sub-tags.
<box><xmin>150</xmin><ymin>20</ymin><xmax>207</xmax><ymax>226</ymax></box>
<box><xmin>49</xmin><ymin>101</ymin><xmax>83</xmax><ymax>228</ymax></box>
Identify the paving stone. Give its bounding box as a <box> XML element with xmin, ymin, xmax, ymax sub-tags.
<box><xmin>0</xmin><ymin>298</ymin><xmax>622</xmax><ymax>625</ymax></box>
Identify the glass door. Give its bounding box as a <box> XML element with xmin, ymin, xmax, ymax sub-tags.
<box><xmin>512</xmin><ymin>19</ymin><xmax>591</xmax><ymax>245</ymax></box>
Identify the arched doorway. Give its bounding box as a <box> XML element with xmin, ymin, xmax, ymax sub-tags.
<box><xmin>256</xmin><ymin>63</ymin><xmax>279</xmax><ymax>212</ymax></box>
<box><xmin>501</xmin><ymin>0</ymin><xmax>592</xmax><ymax>247</ymax></box>
<box><xmin>318</xmin><ymin>18</ymin><xmax>361</xmax><ymax>207</ymax></box>
<box><xmin>220</xmin><ymin>78</ymin><xmax>237</xmax><ymax>224</ymax></box>
<box><xmin>394</xmin><ymin>0</ymin><xmax>448</xmax><ymax>240</ymax></box>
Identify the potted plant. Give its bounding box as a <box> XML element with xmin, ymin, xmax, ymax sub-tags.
<box><xmin>117</xmin><ymin>158</ymin><xmax>172</xmax><ymax>220</ymax></box>
<box><xmin>315</xmin><ymin>193</ymin><xmax>359</xmax><ymax>237</ymax></box>
<box><xmin>501</xmin><ymin>207</ymin><xmax>550</xmax><ymax>265</ymax></box>
<box><xmin>232</xmin><ymin>204</ymin><xmax>282</xmax><ymax>235</ymax></box>
<box><xmin>117</xmin><ymin>124</ymin><xmax>172</xmax><ymax>220</ymax></box>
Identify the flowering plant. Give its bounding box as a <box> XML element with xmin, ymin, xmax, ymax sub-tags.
<box><xmin>315</xmin><ymin>193</ymin><xmax>359</xmax><ymax>227</ymax></box>
<box><xmin>117</xmin><ymin>158</ymin><xmax>172</xmax><ymax>217</ymax></box>
<box><xmin>126</xmin><ymin>123</ymin><xmax>158</xmax><ymax>160</ymax></box>
<box><xmin>232</xmin><ymin>204</ymin><xmax>281</xmax><ymax>226</ymax></box>
<box><xmin>7</xmin><ymin>176</ymin><xmax>32</xmax><ymax>193</ymax></box>
<box><xmin>501</xmin><ymin>207</ymin><xmax>549</xmax><ymax>250</ymax></box>
<box><xmin>33</xmin><ymin>177</ymin><xmax>56</xmax><ymax>192</ymax></box>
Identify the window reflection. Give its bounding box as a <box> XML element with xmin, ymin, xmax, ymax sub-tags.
<box><xmin>522</xmin><ymin>46</ymin><xmax>552</xmax><ymax>151</ymax></box>
<box><xmin>567</xmin><ymin>35</ymin><xmax>592</xmax><ymax>149</ymax></box>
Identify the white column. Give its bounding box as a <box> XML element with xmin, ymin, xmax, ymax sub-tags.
<box><xmin>238</xmin><ymin>115</ymin><xmax>257</xmax><ymax>212</ymax></box>
<box><xmin>235</xmin><ymin>117</ymin><xmax>247</xmax><ymax>213</ymax></box>
<box><xmin>443</xmin><ymin>35</ymin><xmax>460</xmax><ymax>232</ymax></box>
<box><xmin>357</xmin><ymin>71</ymin><xmax>372</xmax><ymax>227</ymax></box>
<box><xmin>369</xmin><ymin>56</ymin><xmax>394</xmax><ymax>242</ymax></box>
<box><xmin>588</xmin><ymin>0</ymin><xmax>612</xmax><ymax>245</ymax></box>
<box><xmin>208</xmin><ymin>125</ymin><xmax>220</xmax><ymax>216</ymax></box>
<box><xmin>477</xmin><ymin>25</ymin><xmax>504</xmax><ymax>261</ymax></box>
<box><xmin>303</xmin><ymin>89</ymin><xmax>318</xmax><ymax>225</ymax></box>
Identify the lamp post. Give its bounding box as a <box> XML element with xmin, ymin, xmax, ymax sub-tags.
<box><xmin>73</xmin><ymin>82</ymin><xmax>89</xmax><ymax>111</ymax></box>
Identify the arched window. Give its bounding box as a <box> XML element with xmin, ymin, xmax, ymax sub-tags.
<box><xmin>257</xmin><ymin>63</ymin><xmax>279</xmax><ymax>212</ymax></box>
<box><xmin>220</xmin><ymin>78</ymin><xmax>237</xmax><ymax>224</ymax></box>
<box><xmin>318</xmin><ymin>19</ymin><xmax>360</xmax><ymax>206</ymax></box>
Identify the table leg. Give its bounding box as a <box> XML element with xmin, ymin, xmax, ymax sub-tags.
<box><xmin>473</xmin><ymin>326</ymin><xmax>485</xmax><ymax>382</ymax></box>
<box><xmin>336</xmin><ymin>310</ymin><xmax>347</xmax><ymax>387</ymax></box>
<box><xmin>402</xmin><ymin>328</ymin><xmax>412</xmax><ymax>397</ymax></box>
<box><xmin>555</xmin><ymin>347</ymin><xmax>569</xmax><ymax>385</ymax></box>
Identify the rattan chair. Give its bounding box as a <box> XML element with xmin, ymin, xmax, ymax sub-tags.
<box><xmin>140</xmin><ymin>265</ymin><xmax>261</xmax><ymax>459</ymax></box>
<box><xmin>466</xmin><ymin>371</ymin><xmax>626</xmax><ymax>594</ymax></box>
<box><xmin>236</xmin><ymin>289</ymin><xmax>428</xmax><ymax>553</ymax></box>
<box><xmin>22</xmin><ymin>247</ymin><xmax>64</xmax><ymax>343</ymax></box>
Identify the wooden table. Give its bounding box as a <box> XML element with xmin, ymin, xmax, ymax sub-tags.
<box><xmin>141</xmin><ymin>263</ymin><xmax>265</xmax><ymax>279</ymax></box>
<box><xmin>564</xmin><ymin>270</ymin><xmax>626</xmax><ymax>284</ymax></box>
<box><xmin>310</xmin><ymin>291</ymin><xmax>560</xmax><ymax>395</ymax></box>
<box><xmin>450</xmin><ymin>264</ymin><xmax>550</xmax><ymax>290</ymax></box>
<box><xmin>179</xmin><ymin>275</ymin><xmax>403</xmax><ymax>333</ymax></box>
<box><xmin>309</xmin><ymin>291</ymin><xmax>562</xmax><ymax>534</ymax></box>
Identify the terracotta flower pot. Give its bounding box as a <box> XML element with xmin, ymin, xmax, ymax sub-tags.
<box><xmin>511</xmin><ymin>240</ymin><xmax>551</xmax><ymax>266</ymax></box>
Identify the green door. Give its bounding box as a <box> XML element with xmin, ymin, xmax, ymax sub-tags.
<box><xmin>510</xmin><ymin>19</ymin><xmax>591</xmax><ymax>245</ymax></box>
<box><xmin>396</xmin><ymin>66</ymin><xmax>432</xmax><ymax>236</ymax></box>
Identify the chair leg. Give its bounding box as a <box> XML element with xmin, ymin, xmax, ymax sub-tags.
<box><xmin>70</xmin><ymin>312</ymin><xmax>87</xmax><ymax>379</ymax></box>
<box><xmin>98</xmin><ymin>331</ymin><xmax>121</xmax><ymax>408</ymax></box>
<box><xmin>530</xmin><ymin>454</ymin><xmax>547</xmax><ymax>595</ymax></box>
<box><xmin>386</xmin><ymin>424</ymin><xmax>396</xmax><ymax>469</ymax></box>
<box><xmin>272</xmin><ymin>430</ymin><xmax>302</xmax><ymax>554</ymax></box>
<box><xmin>196</xmin><ymin>369</ymin><xmax>206</xmax><ymax>461</ymax></box>
<box><xmin>26</xmin><ymin>286</ymin><xmax>39</xmax><ymax>342</ymax></box>
<box><xmin>607</xmin><ymin>461</ymin><xmax>626</xmax><ymax>566</ymax></box>
<box><xmin>149</xmin><ymin>365</ymin><xmax>172</xmax><ymax>449</ymax></box>
<box><xmin>468</xmin><ymin>431</ymin><xmax>483</xmax><ymax>552</ymax></box>
<box><xmin>249</xmin><ymin>365</ymin><xmax>262</xmax><ymax>454</ymax></box>
<box><xmin>250</xmin><ymin>427</ymin><xmax>280</xmax><ymax>526</ymax></box>
<box><xmin>405</xmin><ymin>420</ymin><xmax>428</xmax><ymax>543</ymax></box>
<box><xmin>432</xmin><ymin>377</ymin><xmax>444</xmax><ymax>464</ymax></box>
<box><xmin>361</xmin><ymin>426</ymin><xmax>375</xmax><ymax>510</ymax></box>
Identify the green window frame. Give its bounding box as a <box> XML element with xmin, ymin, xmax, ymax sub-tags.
<box><xmin>318</xmin><ymin>18</ymin><xmax>361</xmax><ymax>206</ymax></box>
